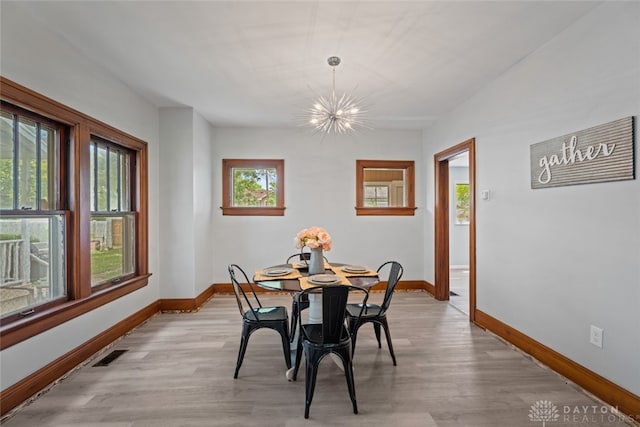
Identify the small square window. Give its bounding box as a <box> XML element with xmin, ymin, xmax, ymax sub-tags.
<box><xmin>221</xmin><ymin>159</ymin><xmax>285</xmax><ymax>216</ymax></box>
<box><xmin>356</xmin><ymin>160</ymin><xmax>416</xmax><ymax>216</ymax></box>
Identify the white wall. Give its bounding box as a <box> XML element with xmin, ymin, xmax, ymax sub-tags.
<box><xmin>193</xmin><ymin>112</ymin><xmax>215</xmax><ymax>295</ymax></box>
<box><xmin>211</xmin><ymin>127</ymin><xmax>424</xmax><ymax>283</ymax></box>
<box><xmin>423</xmin><ymin>2</ymin><xmax>640</xmax><ymax>395</ymax></box>
<box><xmin>0</xmin><ymin>3</ymin><xmax>161</xmax><ymax>389</ymax></box>
<box><xmin>159</xmin><ymin>108</ymin><xmax>196</xmax><ymax>298</ymax></box>
<box><xmin>158</xmin><ymin>108</ymin><xmax>215</xmax><ymax>298</ymax></box>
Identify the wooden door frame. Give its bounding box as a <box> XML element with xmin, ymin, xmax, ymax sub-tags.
<box><xmin>434</xmin><ymin>138</ymin><xmax>476</xmax><ymax>321</ymax></box>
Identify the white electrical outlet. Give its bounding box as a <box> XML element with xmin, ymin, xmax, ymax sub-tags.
<box><xmin>590</xmin><ymin>325</ymin><xmax>603</xmax><ymax>348</ymax></box>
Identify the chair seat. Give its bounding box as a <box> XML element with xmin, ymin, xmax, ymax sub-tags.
<box><xmin>301</xmin><ymin>324</ymin><xmax>351</xmax><ymax>347</ymax></box>
<box><xmin>243</xmin><ymin>306</ymin><xmax>288</xmax><ymax>322</ymax></box>
<box><xmin>346</xmin><ymin>303</ymin><xmax>383</xmax><ymax>318</ymax></box>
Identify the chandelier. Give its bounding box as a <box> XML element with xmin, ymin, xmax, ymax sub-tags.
<box><xmin>306</xmin><ymin>56</ymin><xmax>365</xmax><ymax>134</ymax></box>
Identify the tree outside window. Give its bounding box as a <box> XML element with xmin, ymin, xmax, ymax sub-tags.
<box><xmin>455</xmin><ymin>182</ymin><xmax>470</xmax><ymax>224</ymax></box>
<box><xmin>232</xmin><ymin>167</ymin><xmax>277</xmax><ymax>207</ymax></box>
<box><xmin>221</xmin><ymin>159</ymin><xmax>284</xmax><ymax>216</ymax></box>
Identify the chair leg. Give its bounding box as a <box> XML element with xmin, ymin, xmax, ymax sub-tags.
<box><xmin>234</xmin><ymin>328</ymin><xmax>250</xmax><ymax>379</ymax></box>
<box><xmin>304</xmin><ymin>356</ymin><xmax>319</xmax><ymax>419</ymax></box>
<box><xmin>278</xmin><ymin>325</ymin><xmax>292</xmax><ymax>369</ymax></box>
<box><xmin>344</xmin><ymin>360</ymin><xmax>358</xmax><ymax>414</ymax></box>
<box><xmin>290</xmin><ymin>301</ymin><xmax>298</xmax><ymax>343</ymax></box>
<box><xmin>293</xmin><ymin>335</ymin><xmax>303</xmax><ymax>381</ymax></box>
<box><xmin>348</xmin><ymin>319</ymin><xmax>360</xmax><ymax>355</ymax></box>
<box><xmin>373</xmin><ymin>323</ymin><xmax>382</xmax><ymax>348</ymax></box>
<box><xmin>334</xmin><ymin>347</ymin><xmax>358</xmax><ymax>415</ymax></box>
<box><xmin>381</xmin><ymin>319</ymin><xmax>397</xmax><ymax>366</ymax></box>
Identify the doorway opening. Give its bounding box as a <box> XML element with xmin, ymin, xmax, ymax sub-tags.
<box><xmin>448</xmin><ymin>152</ymin><xmax>470</xmax><ymax>314</ymax></box>
<box><xmin>434</xmin><ymin>138</ymin><xmax>476</xmax><ymax>321</ymax></box>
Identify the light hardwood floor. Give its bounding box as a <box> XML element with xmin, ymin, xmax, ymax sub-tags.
<box><xmin>2</xmin><ymin>291</ymin><xmax>635</xmax><ymax>426</ymax></box>
<box><xmin>449</xmin><ymin>268</ymin><xmax>469</xmax><ymax>315</ymax></box>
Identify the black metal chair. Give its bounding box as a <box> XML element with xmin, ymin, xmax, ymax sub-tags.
<box><xmin>228</xmin><ymin>264</ymin><xmax>291</xmax><ymax>379</ymax></box>
<box><xmin>346</xmin><ymin>261</ymin><xmax>403</xmax><ymax>366</ymax></box>
<box><xmin>285</xmin><ymin>250</ymin><xmax>328</xmax><ymax>343</ymax></box>
<box><xmin>291</xmin><ymin>285</ymin><xmax>369</xmax><ymax>419</ymax></box>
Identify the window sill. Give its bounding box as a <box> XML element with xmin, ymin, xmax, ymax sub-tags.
<box><xmin>220</xmin><ymin>207</ymin><xmax>285</xmax><ymax>216</ymax></box>
<box><xmin>355</xmin><ymin>206</ymin><xmax>417</xmax><ymax>216</ymax></box>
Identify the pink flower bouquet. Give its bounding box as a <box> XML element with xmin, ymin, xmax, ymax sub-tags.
<box><xmin>294</xmin><ymin>226</ymin><xmax>333</xmax><ymax>251</ymax></box>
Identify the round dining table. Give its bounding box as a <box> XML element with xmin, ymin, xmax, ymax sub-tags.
<box><xmin>254</xmin><ymin>262</ymin><xmax>379</xmax><ymax>293</ymax></box>
<box><xmin>254</xmin><ymin>262</ymin><xmax>379</xmax><ymax>380</ymax></box>
<box><xmin>254</xmin><ymin>261</ymin><xmax>380</xmax><ymax>329</ymax></box>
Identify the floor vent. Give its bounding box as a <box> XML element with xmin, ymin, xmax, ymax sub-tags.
<box><xmin>93</xmin><ymin>350</ymin><xmax>128</xmax><ymax>367</ymax></box>
<box><xmin>449</xmin><ymin>291</ymin><xmax>460</xmax><ymax>296</ymax></box>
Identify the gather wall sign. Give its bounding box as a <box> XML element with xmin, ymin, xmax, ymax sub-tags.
<box><xmin>530</xmin><ymin>116</ymin><xmax>635</xmax><ymax>189</ymax></box>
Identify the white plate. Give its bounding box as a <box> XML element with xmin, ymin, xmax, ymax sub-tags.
<box><xmin>342</xmin><ymin>265</ymin><xmax>368</xmax><ymax>273</ymax></box>
<box><xmin>308</xmin><ymin>274</ymin><xmax>340</xmax><ymax>285</ymax></box>
<box><xmin>263</xmin><ymin>267</ymin><xmax>293</xmax><ymax>277</ymax></box>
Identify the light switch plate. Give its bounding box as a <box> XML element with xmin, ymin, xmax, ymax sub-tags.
<box><xmin>590</xmin><ymin>325</ymin><xmax>603</xmax><ymax>348</ymax></box>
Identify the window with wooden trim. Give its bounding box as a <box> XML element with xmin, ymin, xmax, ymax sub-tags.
<box><xmin>90</xmin><ymin>137</ymin><xmax>136</xmax><ymax>288</ymax></box>
<box><xmin>356</xmin><ymin>159</ymin><xmax>416</xmax><ymax>216</ymax></box>
<box><xmin>221</xmin><ymin>159</ymin><xmax>285</xmax><ymax>216</ymax></box>
<box><xmin>0</xmin><ymin>77</ymin><xmax>149</xmax><ymax>349</ymax></box>
<box><xmin>0</xmin><ymin>105</ymin><xmax>67</xmax><ymax>319</ymax></box>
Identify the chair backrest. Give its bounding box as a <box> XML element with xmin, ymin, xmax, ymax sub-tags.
<box><xmin>377</xmin><ymin>261</ymin><xmax>403</xmax><ymax>314</ymax></box>
<box><xmin>228</xmin><ymin>264</ymin><xmax>263</xmax><ymax>319</ymax></box>
<box><xmin>300</xmin><ymin>285</ymin><xmax>368</xmax><ymax>344</ymax></box>
<box><xmin>286</xmin><ymin>251</ymin><xmax>311</xmax><ymax>264</ymax></box>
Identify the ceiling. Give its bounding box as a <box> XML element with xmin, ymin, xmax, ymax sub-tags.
<box><xmin>8</xmin><ymin>1</ymin><xmax>599</xmax><ymax>130</ymax></box>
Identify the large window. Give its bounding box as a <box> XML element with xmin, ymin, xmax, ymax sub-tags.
<box><xmin>0</xmin><ymin>77</ymin><xmax>148</xmax><ymax>349</ymax></box>
<box><xmin>355</xmin><ymin>160</ymin><xmax>416</xmax><ymax>216</ymax></box>
<box><xmin>90</xmin><ymin>138</ymin><xmax>135</xmax><ymax>287</ymax></box>
<box><xmin>0</xmin><ymin>105</ymin><xmax>67</xmax><ymax>319</ymax></box>
<box><xmin>221</xmin><ymin>159</ymin><xmax>285</xmax><ymax>216</ymax></box>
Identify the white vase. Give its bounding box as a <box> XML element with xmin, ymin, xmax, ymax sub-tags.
<box><xmin>308</xmin><ymin>247</ymin><xmax>325</xmax><ymax>275</ymax></box>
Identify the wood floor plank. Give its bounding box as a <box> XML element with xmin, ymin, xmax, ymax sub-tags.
<box><xmin>2</xmin><ymin>292</ymin><xmax>635</xmax><ymax>426</ymax></box>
